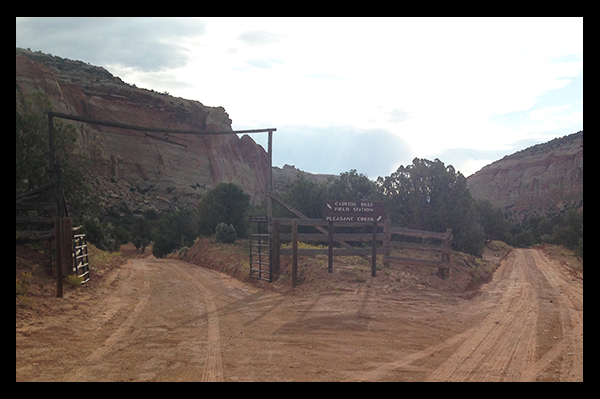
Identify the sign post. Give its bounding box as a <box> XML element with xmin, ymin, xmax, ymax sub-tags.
<box><xmin>372</xmin><ymin>221</ymin><xmax>378</xmax><ymax>277</ymax></box>
<box><xmin>328</xmin><ymin>220</ymin><xmax>334</xmax><ymax>273</ymax></box>
<box><xmin>322</xmin><ymin>200</ymin><xmax>386</xmax><ymax>276</ymax></box>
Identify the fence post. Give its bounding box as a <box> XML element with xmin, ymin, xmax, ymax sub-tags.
<box><xmin>54</xmin><ymin>216</ymin><xmax>63</xmax><ymax>298</ymax></box>
<box><xmin>271</xmin><ymin>219</ymin><xmax>280</xmax><ymax>278</ymax></box>
<box><xmin>61</xmin><ymin>217</ymin><xmax>74</xmax><ymax>278</ymax></box>
<box><xmin>383</xmin><ymin>217</ymin><xmax>391</xmax><ymax>268</ymax></box>
<box><xmin>328</xmin><ymin>221</ymin><xmax>334</xmax><ymax>273</ymax></box>
<box><xmin>292</xmin><ymin>219</ymin><xmax>298</xmax><ymax>288</ymax></box>
<box><xmin>372</xmin><ymin>221</ymin><xmax>378</xmax><ymax>277</ymax></box>
<box><xmin>437</xmin><ymin>228</ymin><xmax>453</xmax><ymax>279</ymax></box>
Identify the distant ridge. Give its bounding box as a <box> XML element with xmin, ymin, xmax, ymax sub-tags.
<box><xmin>466</xmin><ymin>131</ymin><xmax>583</xmax><ymax>222</ymax></box>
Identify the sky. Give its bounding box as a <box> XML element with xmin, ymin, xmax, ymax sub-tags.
<box><xmin>16</xmin><ymin>17</ymin><xmax>583</xmax><ymax>178</ymax></box>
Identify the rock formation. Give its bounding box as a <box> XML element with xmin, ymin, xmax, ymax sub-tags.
<box><xmin>272</xmin><ymin>164</ymin><xmax>338</xmax><ymax>193</ymax></box>
<box><xmin>466</xmin><ymin>131</ymin><xmax>583</xmax><ymax>222</ymax></box>
<box><xmin>16</xmin><ymin>48</ymin><xmax>270</xmax><ymax>210</ymax></box>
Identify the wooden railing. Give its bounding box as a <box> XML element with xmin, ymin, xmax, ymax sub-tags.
<box><xmin>271</xmin><ymin>218</ymin><xmax>452</xmax><ymax>287</ymax></box>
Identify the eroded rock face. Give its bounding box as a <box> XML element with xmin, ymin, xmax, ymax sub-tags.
<box><xmin>16</xmin><ymin>48</ymin><xmax>270</xmax><ymax>210</ymax></box>
<box><xmin>272</xmin><ymin>164</ymin><xmax>338</xmax><ymax>193</ymax></box>
<box><xmin>466</xmin><ymin>131</ymin><xmax>583</xmax><ymax>222</ymax></box>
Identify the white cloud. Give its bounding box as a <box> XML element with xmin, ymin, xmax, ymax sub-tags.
<box><xmin>237</xmin><ymin>30</ymin><xmax>286</xmax><ymax>46</ymax></box>
<box><xmin>16</xmin><ymin>17</ymin><xmax>207</xmax><ymax>72</ymax></box>
<box><xmin>529</xmin><ymin>104</ymin><xmax>573</xmax><ymax>121</ymax></box>
<box><xmin>17</xmin><ymin>17</ymin><xmax>583</xmax><ymax>176</ymax></box>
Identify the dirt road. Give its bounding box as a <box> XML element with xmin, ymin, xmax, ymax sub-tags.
<box><xmin>15</xmin><ymin>248</ymin><xmax>582</xmax><ymax>381</ymax></box>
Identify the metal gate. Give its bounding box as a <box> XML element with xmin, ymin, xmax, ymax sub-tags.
<box><xmin>249</xmin><ymin>216</ymin><xmax>271</xmax><ymax>282</ymax></box>
<box><xmin>73</xmin><ymin>233</ymin><xmax>90</xmax><ymax>284</ymax></box>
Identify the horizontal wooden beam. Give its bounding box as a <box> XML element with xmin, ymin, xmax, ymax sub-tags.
<box><xmin>388</xmin><ymin>226</ymin><xmax>451</xmax><ymax>241</ymax></box>
<box><xmin>386</xmin><ymin>255</ymin><xmax>445</xmax><ymax>266</ymax></box>
<box><xmin>273</xmin><ymin>218</ymin><xmax>384</xmax><ymax>229</ymax></box>
<box><xmin>16</xmin><ymin>202</ymin><xmax>55</xmax><ymax>211</ymax></box>
<box><xmin>280</xmin><ymin>247</ymin><xmax>379</xmax><ymax>256</ymax></box>
<box><xmin>388</xmin><ymin>241</ymin><xmax>450</xmax><ymax>253</ymax></box>
<box><xmin>280</xmin><ymin>233</ymin><xmax>382</xmax><ymax>242</ymax></box>
<box><xmin>47</xmin><ymin>111</ymin><xmax>276</xmax><ymax>136</ymax></box>
<box><xmin>16</xmin><ymin>230</ymin><xmax>55</xmax><ymax>241</ymax></box>
<box><xmin>15</xmin><ymin>216</ymin><xmax>54</xmax><ymax>225</ymax></box>
<box><xmin>279</xmin><ymin>248</ymin><xmax>448</xmax><ymax>264</ymax></box>
<box><xmin>273</xmin><ymin>218</ymin><xmax>451</xmax><ymax>241</ymax></box>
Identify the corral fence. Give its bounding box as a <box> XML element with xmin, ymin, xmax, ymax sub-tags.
<box><xmin>16</xmin><ymin>179</ymin><xmax>81</xmax><ymax>295</ymax></box>
<box><xmin>270</xmin><ymin>217</ymin><xmax>452</xmax><ymax>287</ymax></box>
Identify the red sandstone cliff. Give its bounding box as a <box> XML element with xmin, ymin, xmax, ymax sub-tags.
<box><xmin>16</xmin><ymin>48</ymin><xmax>270</xmax><ymax>209</ymax></box>
<box><xmin>466</xmin><ymin>131</ymin><xmax>583</xmax><ymax>222</ymax></box>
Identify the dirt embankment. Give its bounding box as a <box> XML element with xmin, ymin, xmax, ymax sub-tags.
<box><xmin>182</xmin><ymin>238</ymin><xmax>507</xmax><ymax>296</ymax></box>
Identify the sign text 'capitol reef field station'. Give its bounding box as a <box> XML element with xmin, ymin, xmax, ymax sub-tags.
<box><xmin>323</xmin><ymin>201</ymin><xmax>386</xmax><ymax>223</ymax></box>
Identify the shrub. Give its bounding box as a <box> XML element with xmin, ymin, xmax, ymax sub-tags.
<box><xmin>215</xmin><ymin>222</ymin><xmax>236</xmax><ymax>243</ymax></box>
<box><xmin>66</xmin><ymin>274</ymin><xmax>84</xmax><ymax>288</ymax></box>
<box><xmin>152</xmin><ymin>209</ymin><xmax>198</xmax><ymax>258</ymax></box>
<box><xmin>16</xmin><ymin>271</ymin><xmax>31</xmax><ymax>296</ymax></box>
<box><xmin>197</xmin><ymin>183</ymin><xmax>250</xmax><ymax>238</ymax></box>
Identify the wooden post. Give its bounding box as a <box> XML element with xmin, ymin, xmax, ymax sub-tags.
<box><xmin>437</xmin><ymin>228</ymin><xmax>452</xmax><ymax>279</ymax></box>
<box><xmin>267</xmin><ymin>130</ymin><xmax>273</xmax><ymax>230</ymax></box>
<box><xmin>54</xmin><ymin>216</ymin><xmax>63</xmax><ymax>298</ymax></box>
<box><xmin>49</xmin><ymin>114</ymin><xmax>63</xmax><ymax>298</ymax></box>
<box><xmin>372</xmin><ymin>221</ymin><xmax>378</xmax><ymax>277</ymax></box>
<box><xmin>259</xmin><ymin>221</ymin><xmax>264</xmax><ymax>280</ymax></box>
<box><xmin>47</xmin><ymin>114</ymin><xmax>56</xmax><ymax>191</ymax></box>
<box><xmin>328</xmin><ymin>221</ymin><xmax>334</xmax><ymax>273</ymax></box>
<box><xmin>61</xmin><ymin>217</ymin><xmax>74</xmax><ymax>278</ymax></box>
<box><xmin>271</xmin><ymin>219</ymin><xmax>280</xmax><ymax>277</ymax></box>
<box><xmin>267</xmin><ymin>131</ymin><xmax>274</xmax><ymax>282</ymax></box>
<box><xmin>383</xmin><ymin>217</ymin><xmax>391</xmax><ymax>268</ymax></box>
<box><xmin>292</xmin><ymin>219</ymin><xmax>298</xmax><ymax>288</ymax></box>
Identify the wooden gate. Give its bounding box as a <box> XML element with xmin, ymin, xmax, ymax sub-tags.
<box><xmin>73</xmin><ymin>233</ymin><xmax>90</xmax><ymax>284</ymax></box>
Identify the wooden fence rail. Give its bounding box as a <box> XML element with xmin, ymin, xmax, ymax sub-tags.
<box><xmin>271</xmin><ymin>218</ymin><xmax>452</xmax><ymax>287</ymax></box>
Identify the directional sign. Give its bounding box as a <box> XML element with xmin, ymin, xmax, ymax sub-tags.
<box><xmin>323</xmin><ymin>200</ymin><xmax>386</xmax><ymax>223</ymax></box>
<box><xmin>250</xmin><ymin>215</ymin><xmax>268</xmax><ymax>223</ymax></box>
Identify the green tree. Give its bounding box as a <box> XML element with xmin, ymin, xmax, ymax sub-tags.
<box><xmin>152</xmin><ymin>209</ymin><xmax>198</xmax><ymax>258</ymax></box>
<box><xmin>476</xmin><ymin>199</ymin><xmax>510</xmax><ymax>242</ymax></box>
<box><xmin>197</xmin><ymin>183</ymin><xmax>250</xmax><ymax>238</ymax></box>
<box><xmin>377</xmin><ymin>158</ymin><xmax>484</xmax><ymax>256</ymax></box>
<box><xmin>327</xmin><ymin>169</ymin><xmax>379</xmax><ymax>202</ymax></box>
<box><xmin>16</xmin><ymin>91</ymin><xmax>95</xmax><ymax>219</ymax></box>
<box><xmin>552</xmin><ymin>209</ymin><xmax>583</xmax><ymax>253</ymax></box>
<box><xmin>130</xmin><ymin>214</ymin><xmax>153</xmax><ymax>253</ymax></box>
<box><xmin>282</xmin><ymin>173</ymin><xmax>328</xmax><ymax>219</ymax></box>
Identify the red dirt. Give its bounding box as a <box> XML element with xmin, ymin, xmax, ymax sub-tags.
<box><xmin>16</xmin><ymin>242</ymin><xmax>582</xmax><ymax>381</ymax></box>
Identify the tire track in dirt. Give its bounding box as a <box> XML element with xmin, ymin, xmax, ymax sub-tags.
<box><xmin>523</xmin><ymin>249</ymin><xmax>583</xmax><ymax>381</ymax></box>
<box><xmin>425</xmin><ymin>250</ymin><xmax>539</xmax><ymax>381</ymax></box>
<box><xmin>173</xmin><ymin>264</ymin><xmax>224</xmax><ymax>382</ymax></box>
<box><xmin>63</xmin><ymin>259</ymin><xmax>223</xmax><ymax>382</ymax></box>
<box><xmin>64</xmin><ymin>260</ymin><xmax>151</xmax><ymax>382</ymax></box>
<box><xmin>358</xmin><ymin>248</ymin><xmax>582</xmax><ymax>382</ymax></box>
<box><xmin>18</xmin><ymin>246</ymin><xmax>581</xmax><ymax>381</ymax></box>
